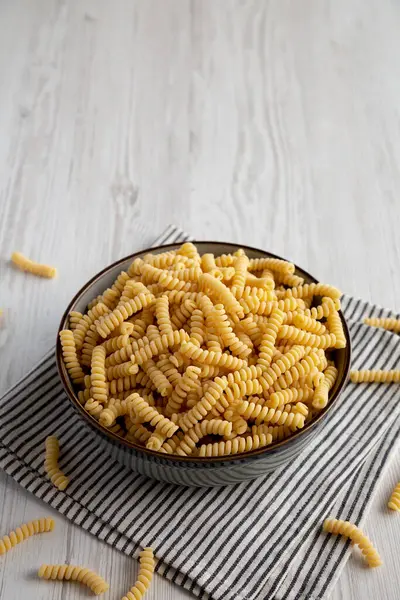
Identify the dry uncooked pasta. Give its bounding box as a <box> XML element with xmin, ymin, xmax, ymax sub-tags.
<box><xmin>38</xmin><ymin>564</ymin><xmax>109</xmax><ymax>595</ymax></box>
<box><xmin>60</xmin><ymin>243</ymin><xmax>346</xmax><ymax>457</ymax></box>
<box><xmin>0</xmin><ymin>518</ymin><xmax>54</xmax><ymax>555</ymax></box>
<box><xmin>121</xmin><ymin>547</ymin><xmax>155</xmax><ymax>600</ymax></box>
<box><xmin>323</xmin><ymin>518</ymin><xmax>382</xmax><ymax>567</ymax></box>
<box><xmin>11</xmin><ymin>251</ymin><xmax>57</xmax><ymax>278</ymax></box>
<box><xmin>350</xmin><ymin>370</ymin><xmax>400</xmax><ymax>383</ymax></box>
<box><xmin>364</xmin><ymin>317</ymin><xmax>400</xmax><ymax>333</ymax></box>
<box><xmin>44</xmin><ymin>436</ymin><xmax>69</xmax><ymax>490</ymax></box>
<box><xmin>388</xmin><ymin>482</ymin><xmax>400</xmax><ymax>511</ymax></box>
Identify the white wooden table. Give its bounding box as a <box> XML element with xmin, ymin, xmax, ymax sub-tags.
<box><xmin>1</xmin><ymin>1</ymin><xmax>400</xmax><ymax>598</ymax></box>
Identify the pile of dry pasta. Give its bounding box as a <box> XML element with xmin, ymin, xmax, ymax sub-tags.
<box><xmin>60</xmin><ymin>242</ymin><xmax>346</xmax><ymax>457</ymax></box>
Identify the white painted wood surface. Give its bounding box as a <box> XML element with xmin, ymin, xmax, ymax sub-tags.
<box><xmin>1</xmin><ymin>0</ymin><xmax>400</xmax><ymax>598</ymax></box>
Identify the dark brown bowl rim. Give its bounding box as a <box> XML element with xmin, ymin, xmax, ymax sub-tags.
<box><xmin>56</xmin><ymin>240</ymin><xmax>352</xmax><ymax>464</ymax></box>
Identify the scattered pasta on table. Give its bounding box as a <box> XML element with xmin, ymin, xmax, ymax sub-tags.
<box><xmin>44</xmin><ymin>436</ymin><xmax>69</xmax><ymax>490</ymax></box>
<box><xmin>323</xmin><ymin>518</ymin><xmax>382</xmax><ymax>568</ymax></box>
<box><xmin>38</xmin><ymin>564</ymin><xmax>109</xmax><ymax>595</ymax></box>
<box><xmin>11</xmin><ymin>252</ymin><xmax>57</xmax><ymax>278</ymax></box>
<box><xmin>122</xmin><ymin>547</ymin><xmax>155</xmax><ymax>600</ymax></box>
<box><xmin>388</xmin><ymin>482</ymin><xmax>400</xmax><ymax>512</ymax></box>
<box><xmin>350</xmin><ymin>370</ymin><xmax>400</xmax><ymax>384</ymax></box>
<box><xmin>59</xmin><ymin>243</ymin><xmax>347</xmax><ymax>457</ymax></box>
<box><xmin>0</xmin><ymin>518</ymin><xmax>54</xmax><ymax>555</ymax></box>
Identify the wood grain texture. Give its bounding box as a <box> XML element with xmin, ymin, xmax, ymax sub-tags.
<box><xmin>1</xmin><ymin>0</ymin><xmax>400</xmax><ymax>598</ymax></box>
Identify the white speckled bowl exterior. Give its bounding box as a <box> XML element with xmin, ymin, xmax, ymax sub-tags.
<box><xmin>56</xmin><ymin>242</ymin><xmax>351</xmax><ymax>487</ymax></box>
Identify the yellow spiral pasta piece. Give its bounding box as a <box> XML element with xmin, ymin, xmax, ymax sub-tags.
<box><xmin>180</xmin><ymin>341</ymin><xmax>246</xmax><ymax>370</ymax></box>
<box><xmin>225</xmin><ymin>379</ymin><xmax>263</xmax><ymax>403</ymax></box>
<box><xmin>364</xmin><ymin>317</ymin><xmax>400</xmax><ymax>333</ymax></box>
<box><xmin>177</xmin><ymin>241</ymin><xmax>200</xmax><ymax>260</ymax></box>
<box><xmin>248</xmin><ymin>257</ymin><xmax>295</xmax><ymax>275</ymax></box>
<box><xmin>99</xmin><ymin>397</ymin><xmax>135</xmax><ymax>427</ymax></box>
<box><xmin>237</xmin><ymin>401</ymin><xmax>305</xmax><ymax>428</ymax></box>
<box><xmin>230</xmin><ymin>254</ymin><xmax>249</xmax><ymax>298</ymax></box>
<box><xmin>258</xmin><ymin>345</ymin><xmax>306</xmax><ymax>391</ymax></box>
<box><xmin>388</xmin><ymin>482</ymin><xmax>400</xmax><ymax>511</ymax></box>
<box><xmin>159</xmin><ymin>431</ymin><xmax>185</xmax><ymax>454</ymax></box>
<box><xmin>77</xmin><ymin>376</ymin><xmax>91</xmax><ymax>405</ymax></box>
<box><xmin>211</xmin><ymin>304</ymin><xmax>252</xmax><ymax>358</ymax></box>
<box><xmin>142</xmin><ymin>359</ymin><xmax>173</xmax><ymax>397</ymax></box>
<box><xmin>108</xmin><ymin>372</ymin><xmax>151</xmax><ymax>395</ymax></box>
<box><xmin>215</xmin><ymin>253</ymin><xmax>235</xmax><ymax>267</ymax></box>
<box><xmin>74</xmin><ymin>302</ymin><xmax>110</xmax><ymax>349</ymax></box>
<box><xmin>189</xmin><ymin>308</ymin><xmax>206</xmax><ymax>347</ymax></box>
<box><xmin>293</xmin><ymin>313</ymin><xmax>327</xmax><ymax>335</ymax></box>
<box><xmin>170</xmin><ymin>299</ymin><xmax>197</xmax><ymax>329</ymax></box>
<box><xmin>252</xmin><ymin>423</ymin><xmax>293</xmax><ymax>442</ymax></box>
<box><xmin>257</xmin><ymin>308</ymin><xmax>285</xmax><ymax>369</ymax></box>
<box><xmin>129</xmin><ymin>394</ymin><xmax>178</xmax><ymax>437</ymax></box>
<box><xmin>44</xmin><ymin>436</ymin><xmax>69</xmax><ymax>490</ymax></box>
<box><xmin>59</xmin><ymin>330</ymin><xmax>85</xmax><ymax>384</ymax></box>
<box><xmin>126</xmin><ymin>257</ymin><xmax>144</xmax><ymax>277</ymax></box>
<box><xmin>245</xmin><ymin>272</ymin><xmax>275</xmax><ymax>290</ymax></box>
<box><xmin>279</xmin><ymin>283</ymin><xmax>341</xmax><ymax>300</ymax></box>
<box><xmin>101</xmin><ymin>334</ymin><xmax>130</xmax><ymax>354</ymax></box>
<box><xmin>180</xmin><ymin>377</ymin><xmax>229</xmax><ymax>431</ymax></box>
<box><xmin>272</xmin><ymin>353</ymin><xmax>322</xmax><ymax>391</ymax></box>
<box><xmin>201</xmin><ymin>253</ymin><xmax>219</xmax><ymax>273</ymax></box>
<box><xmin>327</xmin><ymin>311</ymin><xmax>346</xmax><ymax>349</ymax></box>
<box><xmin>121</xmin><ymin>547</ymin><xmax>155</xmax><ymax>600</ymax></box>
<box><xmin>199</xmin><ymin>432</ymin><xmax>274</xmax><ymax>456</ymax></box>
<box><xmin>38</xmin><ymin>564</ymin><xmax>109</xmax><ymax>595</ymax></box>
<box><xmin>126</xmin><ymin>422</ymin><xmax>152</xmax><ymax>444</ymax></box>
<box><xmin>269</xmin><ymin>386</ymin><xmax>314</xmax><ymax>407</ymax></box>
<box><xmin>142</xmin><ymin>263</ymin><xmax>195</xmax><ymax>292</ymax></box>
<box><xmin>312</xmin><ymin>366</ymin><xmax>338</xmax><ymax>409</ymax></box>
<box><xmin>175</xmin><ymin>419</ymin><xmax>233</xmax><ymax>455</ymax></box>
<box><xmin>199</xmin><ymin>273</ymin><xmax>244</xmax><ymax>319</ymax></box>
<box><xmin>156</xmin><ymin>355</ymin><xmax>182</xmax><ymax>386</ymax></box>
<box><xmin>163</xmin><ymin>290</ymin><xmax>202</xmax><ymax>305</ymax></box>
<box><xmin>91</xmin><ymin>345</ymin><xmax>108</xmax><ymax>403</ymax></box>
<box><xmin>155</xmin><ymin>295</ymin><xmax>173</xmax><ymax>336</ymax></box>
<box><xmin>302</xmin><ymin>297</ymin><xmax>337</xmax><ymax>320</ymax></box>
<box><xmin>323</xmin><ymin>519</ymin><xmax>382</xmax><ymax>567</ymax></box>
<box><xmin>84</xmin><ymin>398</ymin><xmax>103</xmax><ymax>418</ymax></box>
<box><xmin>11</xmin><ymin>251</ymin><xmax>57</xmax><ymax>278</ymax></box>
<box><xmin>164</xmin><ymin>365</ymin><xmax>201</xmax><ymax>416</ymax></box>
<box><xmin>223</xmin><ymin>409</ymin><xmax>248</xmax><ymax>434</ymax></box>
<box><xmin>96</xmin><ymin>293</ymin><xmax>155</xmax><ymax>338</ymax></box>
<box><xmin>226</xmin><ymin>365</ymin><xmax>263</xmax><ymax>383</ymax></box>
<box><xmin>68</xmin><ymin>311</ymin><xmax>83</xmax><ymax>331</ymax></box>
<box><xmin>276</xmin><ymin>273</ymin><xmax>305</xmax><ymax>287</ymax></box>
<box><xmin>167</xmin><ymin>266</ymin><xmax>203</xmax><ymax>282</ymax></box>
<box><xmin>350</xmin><ymin>370</ymin><xmax>400</xmax><ymax>383</ymax></box>
<box><xmin>106</xmin><ymin>361</ymin><xmax>139</xmax><ymax>380</ymax></box>
<box><xmin>131</xmin><ymin>329</ymin><xmax>190</xmax><ymax>365</ymax></box>
<box><xmin>277</xmin><ymin>325</ymin><xmax>336</xmax><ymax>349</ymax></box>
<box><xmin>0</xmin><ymin>518</ymin><xmax>54</xmax><ymax>555</ymax></box>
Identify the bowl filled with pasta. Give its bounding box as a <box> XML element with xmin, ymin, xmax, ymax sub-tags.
<box><xmin>56</xmin><ymin>241</ymin><xmax>351</xmax><ymax>487</ymax></box>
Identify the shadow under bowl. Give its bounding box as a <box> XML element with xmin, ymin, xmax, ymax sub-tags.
<box><xmin>56</xmin><ymin>241</ymin><xmax>351</xmax><ymax>487</ymax></box>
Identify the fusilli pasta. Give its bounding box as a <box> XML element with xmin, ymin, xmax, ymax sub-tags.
<box><xmin>38</xmin><ymin>564</ymin><xmax>109</xmax><ymax>595</ymax></box>
<box><xmin>44</xmin><ymin>436</ymin><xmax>69</xmax><ymax>490</ymax></box>
<box><xmin>0</xmin><ymin>518</ymin><xmax>54</xmax><ymax>555</ymax></box>
<box><xmin>61</xmin><ymin>243</ymin><xmax>345</xmax><ymax>457</ymax></box>
<box><xmin>323</xmin><ymin>518</ymin><xmax>382</xmax><ymax>567</ymax></box>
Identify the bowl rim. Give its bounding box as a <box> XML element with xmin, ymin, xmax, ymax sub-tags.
<box><xmin>56</xmin><ymin>240</ymin><xmax>351</xmax><ymax>464</ymax></box>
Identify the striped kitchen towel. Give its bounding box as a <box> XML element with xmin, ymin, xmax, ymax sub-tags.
<box><xmin>1</xmin><ymin>224</ymin><xmax>400</xmax><ymax>600</ymax></box>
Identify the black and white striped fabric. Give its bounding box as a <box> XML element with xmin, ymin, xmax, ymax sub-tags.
<box><xmin>1</xmin><ymin>225</ymin><xmax>400</xmax><ymax>600</ymax></box>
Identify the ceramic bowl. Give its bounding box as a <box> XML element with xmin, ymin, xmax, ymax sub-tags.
<box><xmin>56</xmin><ymin>242</ymin><xmax>351</xmax><ymax>487</ymax></box>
